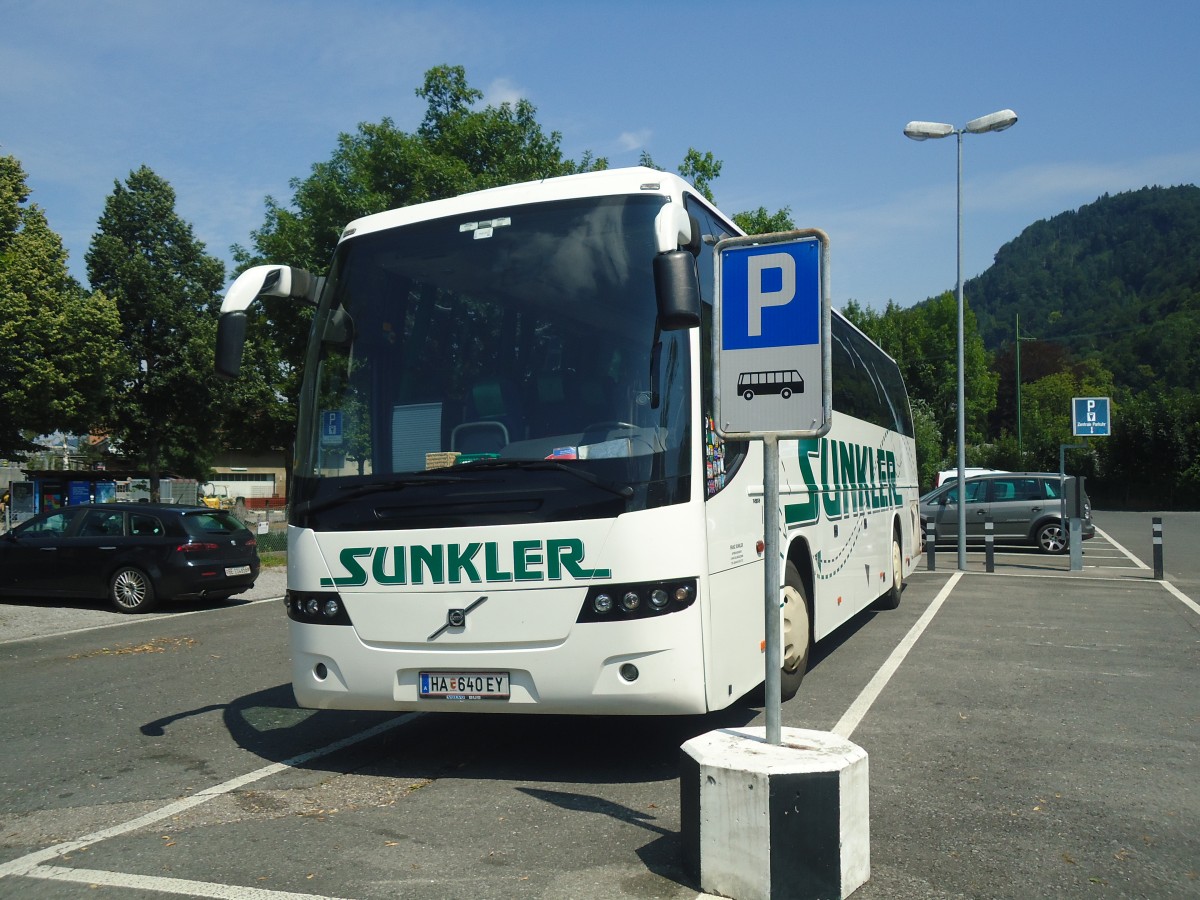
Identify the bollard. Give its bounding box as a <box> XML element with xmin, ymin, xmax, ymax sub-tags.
<box><xmin>984</xmin><ymin>515</ymin><xmax>994</xmax><ymax>573</ymax></box>
<box><xmin>1152</xmin><ymin>517</ymin><xmax>1164</xmax><ymax>580</ymax></box>
<box><xmin>925</xmin><ymin>520</ymin><xmax>936</xmax><ymax>571</ymax></box>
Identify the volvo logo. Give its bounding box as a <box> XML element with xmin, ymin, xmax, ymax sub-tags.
<box><xmin>427</xmin><ymin>595</ymin><xmax>488</xmax><ymax>641</ymax></box>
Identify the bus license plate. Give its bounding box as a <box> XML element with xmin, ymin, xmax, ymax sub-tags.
<box><xmin>419</xmin><ymin>671</ymin><xmax>510</xmax><ymax>700</ymax></box>
<box><xmin>225</xmin><ymin>565</ymin><xmax>251</xmax><ymax>576</ymax></box>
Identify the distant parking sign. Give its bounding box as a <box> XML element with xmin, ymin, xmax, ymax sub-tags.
<box><xmin>713</xmin><ymin>231</ymin><xmax>831</xmax><ymax>438</ymax></box>
<box><xmin>1072</xmin><ymin>397</ymin><xmax>1111</xmax><ymax>436</ymax></box>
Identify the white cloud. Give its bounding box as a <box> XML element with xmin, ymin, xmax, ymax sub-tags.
<box><xmin>617</xmin><ymin>130</ymin><xmax>652</xmax><ymax>152</ymax></box>
<box><xmin>484</xmin><ymin>78</ymin><xmax>526</xmax><ymax>107</ymax></box>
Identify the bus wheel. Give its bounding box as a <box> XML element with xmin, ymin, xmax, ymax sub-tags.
<box><xmin>743</xmin><ymin>389</ymin><xmax>754</xmax><ymax>400</ymax></box>
<box><xmin>780</xmin><ymin>561</ymin><xmax>811</xmax><ymax>701</ymax></box>
<box><xmin>878</xmin><ymin>528</ymin><xmax>903</xmax><ymax>610</ymax></box>
<box><xmin>781</xmin><ymin>388</ymin><xmax>792</xmax><ymax>399</ymax></box>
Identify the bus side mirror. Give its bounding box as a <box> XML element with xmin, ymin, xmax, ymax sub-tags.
<box><xmin>653</xmin><ymin>250</ymin><xmax>701</xmax><ymax>331</ymax></box>
<box><xmin>215</xmin><ymin>265</ymin><xmax>323</xmax><ymax>379</ymax></box>
<box><xmin>215</xmin><ymin>312</ymin><xmax>248</xmax><ymax>379</ymax></box>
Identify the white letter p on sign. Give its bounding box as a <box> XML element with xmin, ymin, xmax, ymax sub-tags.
<box><xmin>747</xmin><ymin>252</ymin><xmax>796</xmax><ymax>337</ymax></box>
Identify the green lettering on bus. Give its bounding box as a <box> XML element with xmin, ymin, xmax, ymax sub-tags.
<box><xmin>372</xmin><ymin>546</ymin><xmax>407</xmax><ymax>585</ymax></box>
<box><xmin>320</xmin><ymin>546</ymin><xmax>371</xmax><ymax>587</ymax></box>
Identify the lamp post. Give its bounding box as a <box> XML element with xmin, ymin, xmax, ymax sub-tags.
<box><xmin>1015</xmin><ymin>312</ymin><xmax>1036</xmax><ymax>463</ymax></box>
<box><xmin>904</xmin><ymin>109</ymin><xmax>1018</xmax><ymax>571</ymax></box>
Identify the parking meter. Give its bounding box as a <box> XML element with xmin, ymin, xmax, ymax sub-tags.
<box><xmin>1067</xmin><ymin>475</ymin><xmax>1085</xmax><ymax>570</ymax></box>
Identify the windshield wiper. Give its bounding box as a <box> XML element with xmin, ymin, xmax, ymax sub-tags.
<box><xmin>452</xmin><ymin>458</ymin><xmax>634</xmax><ymax>498</ymax></box>
<box><xmin>295</xmin><ymin>473</ymin><xmax>468</xmax><ymax>517</ymax></box>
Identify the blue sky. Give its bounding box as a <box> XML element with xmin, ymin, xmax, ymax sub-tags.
<box><xmin>3</xmin><ymin>0</ymin><xmax>1197</xmax><ymax>310</ymax></box>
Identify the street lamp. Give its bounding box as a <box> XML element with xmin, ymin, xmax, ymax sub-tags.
<box><xmin>1015</xmin><ymin>312</ymin><xmax>1036</xmax><ymax>462</ymax></box>
<box><xmin>904</xmin><ymin>108</ymin><xmax>1018</xmax><ymax>571</ymax></box>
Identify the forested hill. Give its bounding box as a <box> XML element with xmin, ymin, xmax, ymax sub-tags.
<box><xmin>963</xmin><ymin>184</ymin><xmax>1200</xmax><ymax>394</ymax></box>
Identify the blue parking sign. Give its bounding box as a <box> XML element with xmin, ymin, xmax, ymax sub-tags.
<box><xmin>321</xmin><ymin>410</ymin><xmax>344</xmax><ymax>445</ymax></box>
<box><xmin>720</xmin><ymin>241</ymin><xmax>821</xmax><ymax>350</ymax></box>
<box><xmin>713</xmin><ymin>231</ymin><xmax>830</xmax><ymax>438</ymax></box>
<box><xmin>1072</xmin><ymin>397</ymin><xmax>1111</xmax><ymax>436</ymax></box>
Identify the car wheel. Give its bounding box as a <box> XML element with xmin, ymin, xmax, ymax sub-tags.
<box><xmin>780</xmin><ymin>561</ymin><xmax>811</xmax><ymax>701</ymax></box>
<box><xmin>110</xmin><ymin>566</ymin><xmax>158</xmax><ymax>613</ymax></box>
<box><xmin>877</xmin><ymin>529</ymin><xmax>904</xmax><ymax>609</ymax></box>
<box><xmin>1036</xmin><ymin>521</ymin><xmax>1068</xmax><ymax>554</ymax></box>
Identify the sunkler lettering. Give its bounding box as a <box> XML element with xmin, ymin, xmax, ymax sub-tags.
<box><xmin>320</xmin><ymin>538</ymin><xmax>611</xmax><ymax>587</ymax></box>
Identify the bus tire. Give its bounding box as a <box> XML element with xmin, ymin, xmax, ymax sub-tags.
<box><xmin>780</xmin><ymin>561</ymin><xmax>811</xmax><ymax>701</ymax></box>
<box><xmin>877</xmin><ymin>526</ymin><xmax>903</xmax><ymax>610</ymax></box>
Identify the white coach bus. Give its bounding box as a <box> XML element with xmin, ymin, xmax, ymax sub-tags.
<box><xmin>216</xmin><ymin>167</ymin><xmax>919</xmax><ymax>715</ymax></box>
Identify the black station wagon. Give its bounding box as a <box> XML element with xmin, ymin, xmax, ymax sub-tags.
<box><xmin>0</xmin><ymin>503</ymin><xmax>259</xmax><ymax>613</ymax></box>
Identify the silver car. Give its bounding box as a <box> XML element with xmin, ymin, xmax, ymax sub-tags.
<box><xmin>920</xmin><ymin>472</ymin><xmax>1094</xmax><ymax>554</ymax></box>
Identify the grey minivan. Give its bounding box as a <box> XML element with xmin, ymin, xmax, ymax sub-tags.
<box><xmin>919</xmin><ymin>472</ymin><xmax>1094</xmax><ymax>554</ymax></box>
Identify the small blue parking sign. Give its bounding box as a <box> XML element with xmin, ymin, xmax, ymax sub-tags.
<box><xmin>713</xmin><ymin>231</ymin><xmax>830</xmax><ymax>438</ymax></box>
<box><xmin>321</xmin><ymin>410</ymin><xmax>344</xmax><ymax>446</ymax></box>
<box><xmin>1072</xmin><ymin>397</ymin><xmax>1111</xmax><ymax>436</ymax></box>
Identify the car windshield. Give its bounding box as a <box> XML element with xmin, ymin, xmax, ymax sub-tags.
<box><xmin>291</xmin><ymin>193</ymin><xmax>693</xmax><ymax>528</ymax></box>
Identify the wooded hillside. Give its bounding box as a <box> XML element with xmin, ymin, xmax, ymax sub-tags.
<box><xmin>966</xmin><ymin>184</ymin><xmax>1200</xmax><ymax>394</ymax></box>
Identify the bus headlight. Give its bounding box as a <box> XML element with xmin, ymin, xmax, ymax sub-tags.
<box><xmin>577</xmin><ymin>578</ymin><xmax>697</xmax><ymax>623</ymax></box>
<box><xmin>286</xmin><ymin>590</ymin><xmax>353</xmax><ymax>626</ymax></box>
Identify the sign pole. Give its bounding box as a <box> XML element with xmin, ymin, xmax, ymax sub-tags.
<box><xmin>763</xmin><ymin>434</ymin><xmax>782</xmax><ymax>745</ymax></box>
<box><xmin>713</xmin><ymin>230</ymin><xmax>831</xmax><ymax>747</ymax></box>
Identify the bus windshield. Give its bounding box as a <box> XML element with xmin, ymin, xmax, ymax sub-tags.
<box><xmin>293</xmin><ymin>193</ymin><xmax>692</xmax><ymax>528</ymax></box>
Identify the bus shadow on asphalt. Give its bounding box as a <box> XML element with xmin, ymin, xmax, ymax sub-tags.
<box><xmin>140</xmin><ymin>682</ymin><xmax>760</xmax><ymax>785</ymax></box>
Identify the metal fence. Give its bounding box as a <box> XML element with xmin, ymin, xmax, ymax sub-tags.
<box><xmin>230</xmin><ymin>500</ymin><xmax>288</xmax><ymax>555</ymax></box>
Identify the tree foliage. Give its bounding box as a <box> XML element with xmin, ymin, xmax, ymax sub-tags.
<box><xmin>733</xmin><ymin>205</ymin><xmax>795</xmax><ymax>235</ymax></box>
<box><xmin>0</xmin><ymin>155</ymin><xmax>125</xmax><ymax>456</ymax></box>
<box><xmin>843</xmin><ymin>293</ymin><xmax>997</xmax><ymax>459</ymax></box>
<box><xmin>966</xmin><ymin>185</ymin><xmax>1200</xmax><ymax>394</ymax></box>
<box><xmin>85</xmin><ymin>166</ymin><xmax>226</xmax><ymax>495</ymax></box>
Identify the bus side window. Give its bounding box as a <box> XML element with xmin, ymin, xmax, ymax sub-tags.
<box><xmin>688</xmin><ymin>195</ymin><xmax>746</xmax><ymax>494</ymax></box>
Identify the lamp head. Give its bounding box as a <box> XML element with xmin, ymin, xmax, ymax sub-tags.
<box><xmin>965</xmin><ymin>109</ymin><xmax>1018</xmax><ymax>134</ymax></box>
<box><xmin>903</xmin><ymin>121</ymin><xmax>955</xmax><ymax>141</ymax></box>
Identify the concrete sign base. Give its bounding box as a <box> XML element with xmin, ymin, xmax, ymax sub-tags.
<box><xmin>680</xmin><ymin>727</ymin><xmax>869</xmax><ymax>899</ymax></box>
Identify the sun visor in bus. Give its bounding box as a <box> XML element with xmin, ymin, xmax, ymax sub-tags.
<box><xmin>653</xmin><ymin>250</ymin><xmax>701</xmax><ymax>331</ymax></box>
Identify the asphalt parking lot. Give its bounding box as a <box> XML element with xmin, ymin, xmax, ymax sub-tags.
<box><xmin>0</xmin><ymin>513</ymin><xmax>1196</xmax><ymax>898</ymax></box>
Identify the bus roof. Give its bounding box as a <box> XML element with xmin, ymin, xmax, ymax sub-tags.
<box><xmin>337</xmin><ymin>166</ymin><xmax>708</xmax><ymax>243</ymax></box>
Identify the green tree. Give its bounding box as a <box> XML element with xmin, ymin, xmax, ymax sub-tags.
<box><xmin>733</xmin><ymin>206</ymin><xmax>795</xmax><ymax>235</ymax></box>
<box><xmin>85</xmin><ymin>166</ymin><xmax>226</xmax><ymax>498</ymax></box>
<box><xmin>843</xmin><ymin>292</ymin><xmax>997</xmax><ymax>456</ymax></box>
<box><xmin>910</xmin><ymin>398</ymin><xmax>944</xmax><ymax>491</ymax></box>
<box><xmin>1017</xmin><ymin>358</ymin><xmax>1116</xmax><ymax>476</ymax></box>
<box><xmin>0</xmin><ymin>155</ymin><xmax>125</xmax><ymax>456</ymax></box>
<box><xmin>678</xmin><ymin>148</ymin><xmax>722</xmax><ymax>204</ymax></box>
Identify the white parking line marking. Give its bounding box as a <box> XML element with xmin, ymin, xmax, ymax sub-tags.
<box><xmin>1094</xmin><ymin>526</ymin><xmax>1150</xmax><ymax>570</ymax></box>
<box><xmin>1160</xmin><ymin>579</ymin><xmax>1200</xmax><ymax>616</ymax></box>
<box><xmin>24</xmin><ymin>865</ymin><xmax>352</xmax><ymax>899</ymax></box>
<box><xmin>833</xmin><ymin>572</ymin><xmax>962</xmax><ymax>740</ymax></box>
<box><xmin>0</xmin><ymin>712</ymin><xmax>418</xmax><ymax>898</ymax></box>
